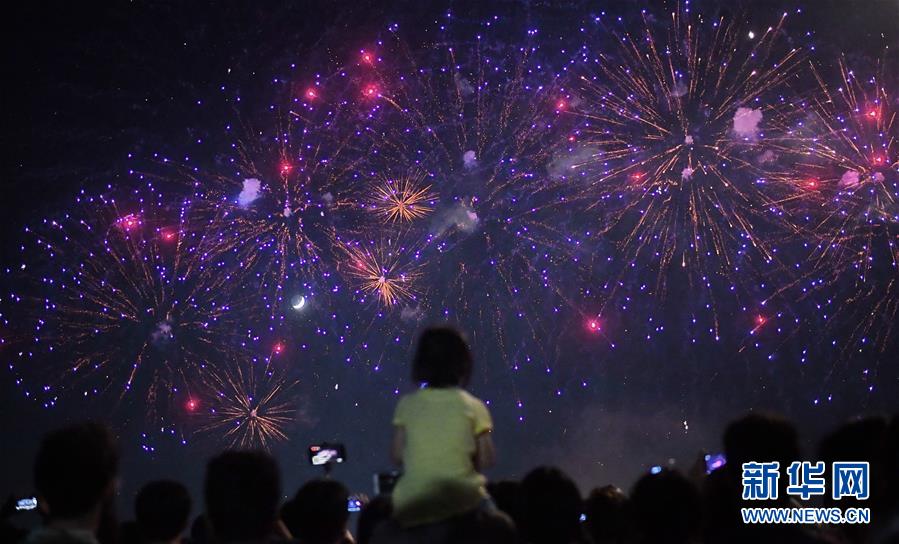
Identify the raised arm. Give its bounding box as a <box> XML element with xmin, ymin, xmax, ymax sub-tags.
<box><xmin>474</xmin><ymin>431</ymin><xmax>496</xmax><ymax>471</ymax></box>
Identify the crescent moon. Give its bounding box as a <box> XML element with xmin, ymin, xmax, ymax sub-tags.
<box><xmin>291</xmin><ymin>295</ymin><xmax>306</xmax><ymax>310</ymax></box>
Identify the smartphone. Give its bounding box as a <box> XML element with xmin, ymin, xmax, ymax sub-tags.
<box><xmin>347</xmin><ymin>496</ymin><xmax>363</xmax><ymax>513</ymax></box>
<box><xmin>704</xmin><ymin>453</ymin><xmax>726</xmax><ymax>474</ymax></box>
<box><xmin>15</xmin><ymin>497</ymin><xmax>38</xmax><ymax>512</ymax></box>
<box><xmin>308</xmin><ymin>443</ymin><xmax>346</xmax><ymax>466</ymax></box>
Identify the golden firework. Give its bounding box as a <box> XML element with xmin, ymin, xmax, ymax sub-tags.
<box><xmin>341</xmin><ymin>241</ymin><xmax>421</xmax><ymax>307</ymax></box>
<box><xmin>371</xmin><ymin>173</ymin><xmax>436</xmax><ymax>223</ymax></box>
<box><xmin>197</xmin><ymin>358</ymin><xmax>299</xmax><ymax>450</ymax></box>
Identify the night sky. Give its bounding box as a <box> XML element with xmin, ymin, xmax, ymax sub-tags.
<box><xmin>2</xmin><ymin>0</ymin><xmax>898</xmax><ymax>514</ymax></box>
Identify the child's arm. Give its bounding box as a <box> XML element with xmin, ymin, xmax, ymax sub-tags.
<box><xmin>390</xmin><ymin>425</ymin><xmax>406</xmax><ymax>466</ymax></box>
<box><xmin>473</xmin><ymin>431</ymin><xmax>496</xmax><ymax>471</ymax></box>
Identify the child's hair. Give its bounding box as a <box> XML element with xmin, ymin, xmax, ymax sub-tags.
<box><xmin>412</xmin><ymin>326</ymin><xmax>473</xmax><ymax>387</ymax></box>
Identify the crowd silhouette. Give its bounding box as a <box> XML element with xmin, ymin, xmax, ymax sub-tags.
<box><xmin>2</xmin><ymin>328</ymin><xmax>897</xmax><ymax>544</ymax></box>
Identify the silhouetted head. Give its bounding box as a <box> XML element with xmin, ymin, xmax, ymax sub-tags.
<box><xmin>487</xmin><ymin>480</ymin><xmax>526</xmax><ymax>530</ymax></box>
<box><xmin>204</xmin><ymin>450</ymin><xmax>281</xmax><ymax>542</ymax></box>
<box><xmin>135</xmin><ymin>480</ymin><xmax>191</xmax><ymax>542</ymax></box>
<box><xmin>412</xmin><ymin>326</ymin><xmax>473</xmax><ymax>387</ymax></box>
<box><xmin>724</xmin><ymin>412</ymin><xmax>800</xmax><ymax>468</ymax></box>
<box><xmin>34</xmin><ymin>422</ymin><xmax>118</xmax><ymax>521</ymax></box>
<box><xmin>821</xmin><ymin>416</ymin><xmax>888</xmax><ymax>504</ymax></box>
<box><xmin>630</xmin><ymin>469</ymin><xmax>701</xmax><ymax>544</ymax></box>
<box><xmin>521</xmin><ymin>466</ymin><xmax>584</xmax><ymax>544</ymax></box>
<box><xmin>584</xmin><ymin>485</ymin><xmax>628</xmax><ymax>544</ymax></box>
<box><xmin>282</xmin><ymin>478</ymin><xmax>349</xmax><ymax>544</ymax></box>
<box><xmin>819</xmin><ymin>415</ymin><xmax>888</xmax><ymax>464</ymax></box>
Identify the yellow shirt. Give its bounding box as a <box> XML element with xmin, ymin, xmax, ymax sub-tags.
<box><xmin>391</xmin><ymin>387</ymin><xmax>493</xmax><ymax>526</ymax></box>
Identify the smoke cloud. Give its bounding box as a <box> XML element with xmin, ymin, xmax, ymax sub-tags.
<box><xmin>454</xmin><ymin>72</ymin><xmax>475</xmax><ymax>97</ymax></box>
<box><xmin>431</xmin><ymin>202</ymin><xmax>479</xmax><ymax>237</ymax></box>
<box><xmin>547</xmin><ymin>146</ymin><xmax>599</xmax><ymax>179</ymax></box>
<box><xmin>755</xmin><ymin>149</ymin><xmax>777</xmax><ymax>165</ymax></box>
<box><xmin>150</xmin><ymin>320</ymin><xmax>174</xmax><ymax>345</ymax></box>
<box><xmin>462</xmin><ymin>150</ymin><xmax>478</xmax><ymax>169</ymax></box>
<box><xmin>400</xmin><ymin>304</ymin><xmax>425</xmax><ymax>323</ymax></box>
<box><xmin>732</xmin><ymin>107</ymin><xmax>763</xmax><ymax>139</ymax></box>
<box><xmin>238</xmin><ymin>178</ymin><xmax>262</xmax><ymax>207</ymax></box>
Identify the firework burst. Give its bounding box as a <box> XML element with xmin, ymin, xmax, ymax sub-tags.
<box><xmin>775</xmin><ymin>57</ymin><xmax>899</xmax><ymax>374</ymax></box>
<box><xmin>567</xmin><ymin>7</ymin><xmax>807</xmax><ymax>339</ymax></box>
<box><xmin>791</xmin><ymin>58</ymin><xmax>898</xmax><ymax>230</ymax></box>
<box><xmin>340</xmin><ymin>238</ymin><xmax>422</xmax><ymax>307</ymax></box>
<box><xmin>149</xmin><ymin>81</ymin><xmax>374</xmax><ymax>320</ymax></box>
<box><xmin>369</xmin><ymin>172</ymin><xmax>437</xmax><ymax>224</ymax></box>
<box><xmin>350</xmin><ymin>28</ymin><xmax>592</xmax><ymax>370</ymax></box>
<box><xmin>4</xmin><ymin>185</ymin><xmax>242</xmax><ymax>421</ymax></box>
<box><xmin>194</xmin><ymin>353</ymin><xmax>301</xmax><ymax>449</ymax></box>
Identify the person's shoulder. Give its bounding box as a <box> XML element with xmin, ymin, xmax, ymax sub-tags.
<box><xmin>396</xmin><ymin>389</ymin><xmax>426</xmax><ymax>409</ymax></box>
<box><xmin>457</xmin><ymin>388</ymin><xmax>482</xmax><ymax>401</ymax></box>
<box><xmin>400</xmin><ymin>388</ymin><xmax>425</xmax><ymax>401</ymax></box>
<box><xmin>457</xmin><ymin>389</ymin><xmax>488</xmax><ymax>409</ymax></box>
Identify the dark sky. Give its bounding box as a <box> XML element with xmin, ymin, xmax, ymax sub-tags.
<box><xmin>2</xmin><ymin>0</ymin><xmax>898</xmax><ymax>521</ymax></box>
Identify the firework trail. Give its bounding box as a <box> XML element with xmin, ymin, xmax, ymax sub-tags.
<box><xmin>567</xmin><ymin>6</ymin><xmax>807</xmax><ymax>340</ymax></box>
<box><xmin>3</xmin><ymin>185</ymin><xmax>243</xmax><ymax>423</ymax></box>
